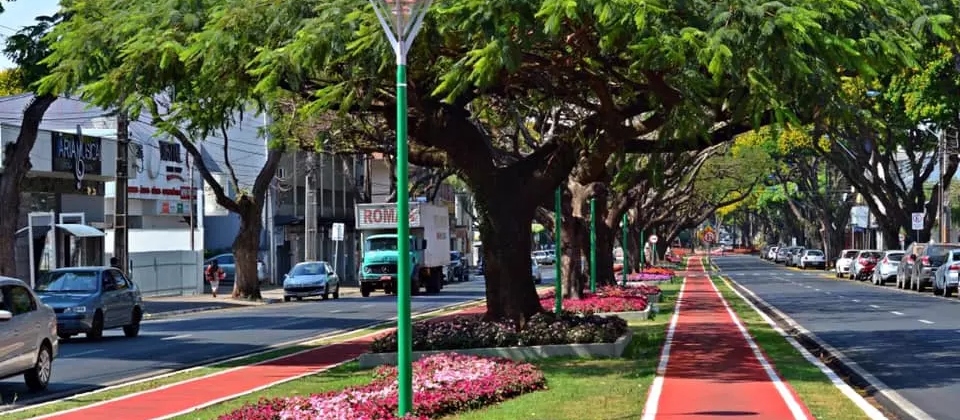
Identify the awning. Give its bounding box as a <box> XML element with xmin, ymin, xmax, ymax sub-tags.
<box><xmin>56</xmin><ymin>224</ymin><xmax>106</xmax><ymax>238</ymax></box>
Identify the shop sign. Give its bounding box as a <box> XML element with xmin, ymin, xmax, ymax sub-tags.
<box><xmin>51</xmin><ymin>132</ymin><xmax>102</xmax><ymax>189</ymax></box>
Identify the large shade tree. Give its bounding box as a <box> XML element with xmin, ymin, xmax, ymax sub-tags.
<box><xmin>41</xmin><ymin>0</ymin><xmax>939</xmax><ymax>323</ymax></box>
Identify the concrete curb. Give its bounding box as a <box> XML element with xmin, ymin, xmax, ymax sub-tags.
<box><xmin>596</xmin><ymin>308</ymin><xmax>652</xmax><ymax>320</ymax></box>
<box><xmin>358</xmin><ymin>330</ymin><xmax>634</xmax><ymax>369</ymax></box>
<box><xmin>724</xmin><ymin>275</ymin><xmax>934</xmax><ymax>420</ymax></box>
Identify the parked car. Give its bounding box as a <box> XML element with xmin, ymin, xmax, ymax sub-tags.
<box><xmin>760</xmin><ymin>246</ymin><xmax>770</xmax><ymax>259</ymax></box>
<box><xmin>871</xmin><ymin>251</ymin><xmax>904</xmax><ymax>285</ymax></box>
<box><xmin>34</xmin><ymin>267</ymin><xmax>144</xmax><ymax>340</ymax></box>
<box><xmin>532</xmin><ymin>259</ymin><xmax>543</xmax><ymax>284</ymax></box>
<box><xmin>897</xmin><ymin>242</ymin><xmax>926</xmax><ymax>289</ymax></box>
<box><xmin>851</xmin><ymin>250</ymin><xmax>883</xmax><ymax>280</ymax></box>
<box><xmin>283</xmin><ymin>261</ymin><xmax>341</xmax><ymax>301</ymax></box>
<box><xmin>204</xmin><ymin>253</ymin><xmax>267</xmax><ymax>283</ymax></box>
<box><xmin>767</xmin><ymin>246</ymin><xmax>780</xmax><ymax>260</ymax></box>
<box><xmin>834</xmin><ymin>249</ymin><xmax>859</xmax><ymax>278</ymax></box>
<box><xmin>448</xmin><ymin>251</ymin><xmax>469</xmax><ymax>283</ymax></box>
<box><xmin>0</xmin><ymin>276</ymin><xmax>58</xmax><ymax>391</ymax></box>
<box><xmin>909</xmin><ymin>243</ymin><xmax>960</xmax><ymax>292</ymax></box>
<box><xmin>532</xmin><ymin>250</ymin><xmax>554</xmax><ymax>265</ymax></box>
<box><xmin>788</xmin><ymin>248</ymin><xmax>807</xmax><ymax>267</ymax></box>
<box><xmin>774</xmin><ymin>247</ymin><xmax>790</xmax><ymax>263</ymax></box>
<box><xmin>797</xmin><ymin>249</ymin><xmax>826</xmax><ymax>269</ymax></box>
<box><xmin>932</xmin><ymin>250</ymin><xmax>960</xmax><ymax>297</ymax></box>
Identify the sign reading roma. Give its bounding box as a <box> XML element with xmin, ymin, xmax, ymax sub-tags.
<box><xmin>356</xmin><ymin>203</ymin><xmax>423</xmax><ymax>229</ymax></box>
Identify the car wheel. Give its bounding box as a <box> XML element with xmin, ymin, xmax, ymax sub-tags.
<box><xmin>360</xmin><ymin>284</ymin><xmax>372</xmax><ymax>297</ymax></box>
<box><xmin>87</xmin><ymin>311</ymin><xmax>104</xmax><ymax>340</ymax></box>
<box><xmin>296</xmin><ymin>297</ymin><xmax>303</xmax><ymax>301</ymax></box>
<box><xmin>123</xmin><ymin>307</ymin><xmax>142</xmax><ymax>338</ymax></box>
<box><xmin>333</xmin><ymin>285</ymin><xmax>340</xmax><ymax>299</ymax></box>
<box><xmin>24</xmin><ymin>344</ymin><xmax>52</xmax><ymax>392</ymax></box>
<box><xmin>947</xmin><ymin>287</ymin><xmax>955</xmax><ymax>298</ymax></box>
<box><xmin>322</xmin><ymin>291</ymin><xmax>329</xmax><ymax>300</ymax></box>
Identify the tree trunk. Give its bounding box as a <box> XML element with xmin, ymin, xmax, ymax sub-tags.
<box><xmin>232</xmin><ymin>197</ymin><xmax>264</xmax><ymax>300</ymax></box>
<box><xmin>560</xmin><ymin>187</ymin><xmax>585</xmax><ymax>299</ymax></box>
<box><xmin>0</xmin><ymin>95</ymin><xmax>57</xmax><ymax>277</ymax></box>
<box><xmin>476</xmin><ymin>194</ymin><xmax>543</xmax><ymax>324</ymax></box>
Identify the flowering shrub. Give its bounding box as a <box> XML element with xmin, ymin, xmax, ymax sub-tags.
<box><xmin>623</xmin><ymin>284</ymin><xmax>662</xmax><ymax>295</ymax></box>
<box><xmin>218</xmin><ymin>353</ymin><xmax>546</xmax><ymax>420</ymax></box>
<box><xmin>627</xmin><ymin>272</ymin><xmax>672</xmax><ymax>282</ymax></box>
<box><xmin>643</xmin><ymin>267</ymin><xmax>676</xmax><ymax>276</ymax></box>
<box><xmin>370</xmin><ymin>312</ymin><xmax>628</xmax><ymax>353</ymax></box>
<box><xmin>538</xmin><ymin>286</ymin><xmax>649</xmax><ymax>315</ymax></box>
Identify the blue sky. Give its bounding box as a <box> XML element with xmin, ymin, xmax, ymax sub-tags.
<box><xmin>0</xmin><ymin>0</ymin><xmax>59</xmax><ymax>68</ymax></box>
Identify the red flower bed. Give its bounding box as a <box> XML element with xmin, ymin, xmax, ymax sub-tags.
<box><xmin>539</xmin><ymin>286</ymin><xmax>649</xmax><ymax>314</ymax></box>
<box><xmin>643</xmin><ymin>267</ymin><xmax>676</xmax><ymax>276</ymax></box>
<box><xmin>218</xmin><ymin>353</ymin><xmax>547</xmax><ymax>420</ymax></box>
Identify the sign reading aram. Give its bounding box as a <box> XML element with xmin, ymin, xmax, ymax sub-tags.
<box><xmin>51</xmin><ymin>132</ymin><xmax>102</xmax><ymax>190</ymax></box>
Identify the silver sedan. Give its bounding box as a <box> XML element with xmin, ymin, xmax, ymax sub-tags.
<box><xmin>0</xmin><ymin>276</ymin><xmax>58</xmax><ymax>391</ymax></box>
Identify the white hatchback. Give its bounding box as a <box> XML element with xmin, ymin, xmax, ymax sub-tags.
<box><xmin>0</xmin><ymin>277</ymin><xmax>58</xmax><ymax>391</ymax></box>
<box><xmin>835</xmin><ymin>249</ymin><xmax>860</xmax><ymax>278</ymax></box>
<box><xmin>872</xmin><ymin>251</ymin><xmax>904</xmax><ymax>285</ymax></box>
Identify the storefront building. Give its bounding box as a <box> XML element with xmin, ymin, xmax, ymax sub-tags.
<box><xmin>0</xmin><ymin>123</ymin><xmax>117</xmax><ymax>286</ymax></box>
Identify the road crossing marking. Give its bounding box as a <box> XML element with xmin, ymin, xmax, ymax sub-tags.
<box><xmin>161</xmin><ymin>334</ymin><xmax>193</xmax><ymax>341</ymax></box>
<box><xmin>918</xmin><ymin>319</ymin><xmax>934</xmax><ymax>324</ymax></box>
<box><xmin>890</xmin><ymin>311</ymin><xmax>904</xmax><ymax>316</ymax></box>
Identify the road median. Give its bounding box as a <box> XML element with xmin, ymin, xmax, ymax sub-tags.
<box><xmin>0</xmin><ymin>296</ymin><xmax>489</xmax><ymax>420</ymax></box>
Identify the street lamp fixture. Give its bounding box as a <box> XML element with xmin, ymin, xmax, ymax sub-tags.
<box><xmin>369</xmin><ymin>0</ymin><xmax>432</xmax><ymax>416</ymax></box>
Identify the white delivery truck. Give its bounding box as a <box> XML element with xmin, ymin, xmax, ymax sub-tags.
<box><xmin>355</xmin><ymin>202</ymin><xmax>451</xmax><ymax>297</ymax></box>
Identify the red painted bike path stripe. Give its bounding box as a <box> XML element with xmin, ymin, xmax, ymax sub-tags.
<box><xmin>642</xmin><ymin>257</ymin><xmax>813</xmax><ymax>420</ymax></box>
<box><xmin>37</xmin><ymin>305</ymin><xmax>487</xmax><ymax>420</ymax></box>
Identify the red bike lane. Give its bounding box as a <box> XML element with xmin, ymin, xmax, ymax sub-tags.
<box><xmin>34</xmin><ymin>305</ymin><xmax>487</xmax><ymax>420</ymax></box>
<box><xmin>642</xmin><ymin>257</ymin><xmax>813</xmax><ymax>420</ymax></box>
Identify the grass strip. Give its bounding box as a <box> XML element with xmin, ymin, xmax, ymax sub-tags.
<box><xmin>710</xmin><ymin>275</ymin><xmax>874</xmax><ymax>420</ymax></box>
<box><xmin>0</xmin><ymin>298</ymin><xmax>487</xmax><ymax>420</ymax></box>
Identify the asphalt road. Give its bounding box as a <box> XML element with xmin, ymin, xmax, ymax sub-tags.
<box><xmin>0</xmin><ymin>267</ymin><xmax>555</xmax><ymax>409</ymax></box>
<box><xmin>716</xmin><ymin>255</ymin><xmax>960</xmax><ymax>420</ymax></box>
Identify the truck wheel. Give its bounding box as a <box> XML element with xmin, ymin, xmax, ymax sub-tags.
<box><xmin>426</xmin><ymin>269</ymin><xmax>442</xmax><ymax>294</ymax></box>
<box><xmin>360</xmin><ymin>284</ymin><xmax>372</xmax><ymax>297</ymax></box>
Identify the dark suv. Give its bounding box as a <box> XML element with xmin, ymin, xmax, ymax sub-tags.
<box><xmin>909</xmin><ymin>243</ymin><xmax>960</xmax><ymax>292</ymax></box>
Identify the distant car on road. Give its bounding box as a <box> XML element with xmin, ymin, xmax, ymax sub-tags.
<box><xmin>766</xmin><ymin>246</ymin><xmax>779</xmax><ymax>260</ymax></box>
<box><xmin>788</xmin><ymin>248</ymin><xmax>807</xmax><ymax>267</ymax></box>
<box><xmin>532</xmin><ymin>250</ymin><xmax>554</xmax><ymax>265</ymax></box>
<box><xmin>531</xmin><ymin>259</ymin><xmax>543</xmax><ymax>284</ymax></box>
<box><xmin>0</xmin><ymin>276</ymin><xmax>58</xmax><ymax>391</ymax></box>
<box><xmin>797</xmin><ymin>249</ymin><xmax>826</xmax><ymax>269</ymax></box>
<box><xmin>34</xmin><ymin>267</ymin><xmax>144</xmax><ymax>340</ymax></box>
<box><xmin>932</xmin><ymin>250</ymin><xmax>960</xmax><ymax>297</ymax></box>
<box><xmin>834</xmin><ymin>249</ymin><xmax>859</xmax><ymax>278</ymax></box>
<box><xmin>448</xmin><ymin>251</ymin><xmax>468</xmax><ymax>282</ymax></box>
<box><xmin>283</xmin><ymin>261</ymin><xmax>341</xmax><ymax>301</ymax></box>
<box><xmin>774</xmin><ymin>248</ymin><xmax>790</xmax><ymax>263</ymax></box>
<box><xmin>871</xmin><ymin>251</ymin><xmax>903</xmax><ymax>285</ymax></box>
<box><xmin>910</xmin><ymin>243</ymin><xmax>960</xmax><ymax>292</ymax></box>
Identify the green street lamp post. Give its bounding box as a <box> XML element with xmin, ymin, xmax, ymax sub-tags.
<box><xmin>369</xmin><ymin>0</ymin><xmax>432</xmax><ymax>415</ymax></box>
<box><xmin>621</xmin><ymin>213</ymin><xmax>628</xmax><ymax>287</ymax></box>
<box><xmin>590</xmin><ymin>198</ymin><xmax>597</xmax><ymax>293</ymax></box>
<box><xmin>640</xmin><ymin>230</ymin><xmax>645</xmax><ymax>268</ymax></box>
<box><xmin>554</xmin><ymin>187</ymin><xmax>562</xmax><ymax>314</ymax></box>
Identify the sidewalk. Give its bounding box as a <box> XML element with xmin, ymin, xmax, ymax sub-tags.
<box><xmin>35</xmin><ymin>304</ymin><xmax>487</xmax><ymax>420</ymax></box>
<box><xmin>642</xmin><ymin>257</ymin><xmax>813</xmax><ymax>420</ymax></box>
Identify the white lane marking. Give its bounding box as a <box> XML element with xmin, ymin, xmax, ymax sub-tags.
<box><xmin>805</xmin><ymin>285</ymin><xmax>812</xmax><ymax>289</ymax></box>
<box><xmin>891</xmin><ymin>311</ymin><xmax>904</xmax><ymax>316</ymax></box>
<box><xmin>361</xmin><ymin>304</ymin><xmax>375</xmax><ymax>308</ymax></box>
<box><xmin>721</xmin><ymin>276</ymin><xmax>890</xmax><ymax>420</ymax></box>
<box><xmin>918</xmin><ymin>319</ymin><xmax>934</xmax><ymax>324</ymax></box>
<box><xmin>785</xmin><ymin>273</ymin><xmax>795</xmax><ymax>276</ymax></box>
<box><xmin>852</xmin><ymin>299</ymin><xmax>861</xmax><ymax>303</ymax></box>
<box><xmin>161</xmin><ymin>334</ymin><xmax>193</xmax><ymax>341</ymax></box>
<box><xmin>707</xmin><ymin>278</ymin><xmax>810</xmax><ymax>420</ymax></box>
<box><xmin>64</xmin><ymin>349</ymin><xmax>104</xmax><ymax>358</ymax></box>
<box><xmin>870</xmin><ymin>305</ymin><xmax>880</xmax><ymax>309</ymax></box>
<box><xmin>329</xmin><ymin>309</ymin><xmax>343</xmax><ymax>313</ymax></box>
<box><xmin>640</xmin><ymin>279</ymin><xmax>688</xmax><ymax>420</ymax></box>
<box><xmin>814</xmin><ymin>288</ymin><xmax>821</xmax><ymax>291</ymax></box>
<box><xmin>825</xmin><ymin>291</ymin><xmax>832</xmax><ymax>295</ymax></box>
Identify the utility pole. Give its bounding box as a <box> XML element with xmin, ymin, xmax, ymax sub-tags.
<box><xmin>305</xmin><ymin>153</ymin><xmax>318</xmax><ymax>261</ymax></box>
<box><xmin>114</xmin><ymin>112</ymin><xmax>130</xmax><ymax>274</ymax></box>
<box><xmin>264</xmin><ymin>114</ymin><xmax>277</xmax><ymax>285</ymax></box>
<box><xmin>188</xmin><ymin>153</ymin><xmax>195</xmax><ymax>250</ymax></box>
<box><xmin>941</xmin><ymin>128</ymin><xmax>947</xmax><ymax>243</ymax></box>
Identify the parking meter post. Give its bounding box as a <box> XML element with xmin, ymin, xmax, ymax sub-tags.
<box><xmin>554</xmin><ymin>187</ymin><xmax>562</xmax><ymax>314</ymax></box>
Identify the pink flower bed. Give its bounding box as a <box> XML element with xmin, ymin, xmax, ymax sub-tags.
<box><xmin>218</xmin><ymin>353</ymin><xmax>546</xmax><ymax>420</ymax></box>
<box><xmin>627</xmin><ymin>272</ymin><xmax>672</xmax><ymax>282</ymax></box>
<box><xmin>539</xmin><ymin>286</ymin><xmax>649</xmax><ymax>314</ymax></box>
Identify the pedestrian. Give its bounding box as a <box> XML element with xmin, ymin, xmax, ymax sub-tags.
<box><xmin>109</xmin><ymin>257</ymin><xmax>121</xmax><ymax>269</ymax></box>
<box><xmin>205</xmin><ymin>260</ymin><xmax>226</xmax><ymax>298</ymax></box>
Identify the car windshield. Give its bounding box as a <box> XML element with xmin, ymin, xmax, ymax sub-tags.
<box><xmin>450</xmin><ymin>251</ymin><xmax>461</xmax><ymax>261</ymax></box>
<box><xmin>860</xmin><ymin>251</ymin><xmax>882</xmax><ymax>259</ymax></box>
<box><xmin>886</xmin><ymin>253</ymin><xmax>904</xmax><ymax>261</ymax></box>
<box><xmin>367</xmin><ymin>238</ymin><xmax>398</xmax><ymax>251</ymax></box>
<box><xmin>806</xmin><ymin>251</ymin><xmax>824</xmax><ymax>256</ymax></box>
<box><xmin>927</xmin><ymin>245</ymin><xmax>960</xmax><ymax>264</ymax></box>
<box><xmin>35</xmin><ymin>271</ymin><xmax>98</xmax><ymax>293</ymax></box>
<box><xmin>843</xmin><ymin>251</ymin><xmax>859</xmax><ymax>258</ymax></box>
<box><xmin>290</xmin><ymin>263</ymin><xmax>324</xmax><ymax>276</ymax></box>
